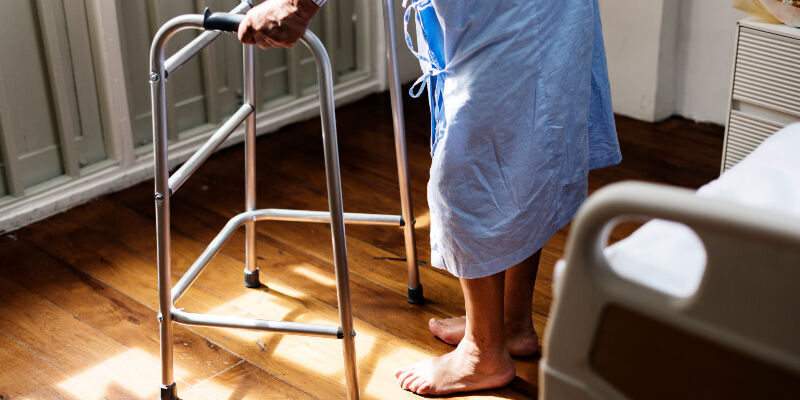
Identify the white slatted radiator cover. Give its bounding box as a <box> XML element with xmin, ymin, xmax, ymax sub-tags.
<box><xmin>724</xmin><ymin>20</ymin><xmax>800</xmax><ymax>173</ymax></box>
<box><xmin>725</xmin><ymin>111</ymin><xmax>783</xmax><ymax>170</ymax></box>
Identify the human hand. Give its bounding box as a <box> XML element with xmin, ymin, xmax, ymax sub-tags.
<box><xmin>237</xmin><ymin>0</ymin><xmax>320</xmax><ymax>49</ymax></box>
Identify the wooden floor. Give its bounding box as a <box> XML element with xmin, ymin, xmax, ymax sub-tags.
<box><xmin>0</xmin><ymin>91</ymin><xmax>723</xmax><ymax>399</ymax></box>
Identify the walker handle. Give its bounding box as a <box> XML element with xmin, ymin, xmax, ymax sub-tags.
<box><xmin>203</xmin><ymin>8</ymin><xmax>245</xmax><ymax>32</ymax></box>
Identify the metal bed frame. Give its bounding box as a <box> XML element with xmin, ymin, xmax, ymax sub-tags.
<box><xmin>149</xmin><ymin>2</ymin><xmax>420</xmax><ymax>399</ymax></box>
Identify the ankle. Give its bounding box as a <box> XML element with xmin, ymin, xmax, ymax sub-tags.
<box><xmin>504</xmin><ymin>318</ymin><xmax>535</xmax><ymax>336</ymax></box>
<box><xmin>460</xmin><ymin>334</ymin><xmax>511</xmax><ymax>361</ymax></box>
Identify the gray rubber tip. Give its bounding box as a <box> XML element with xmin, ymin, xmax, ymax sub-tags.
<box><xmin>407</xmin><ymin>285</ymin><xmax>424</xmax><ymax>305</ymax></box>
<box><xmin>244</xmin><ymin>268</ymin><xmax>261</xmax><ymax>288</ymax></box>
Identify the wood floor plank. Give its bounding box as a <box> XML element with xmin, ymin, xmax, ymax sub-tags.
<box><xmin>0</xmin><ymin>237</ymin><xmax>242</xmax><ymax>386</ymax></box>
<box><xmin>0</xmin><ymin>332</ymin><xmax>88</xmax><ymax>400</ymax></box>
<box><xmin>193</xmin><ymin>361</ymin><xmax>316</xmax><ymax>400</ymax></box>
<box><xmin>0</xmin><ymin>275</ymin><xmax>199</xmax><ymax>399</ymax></box>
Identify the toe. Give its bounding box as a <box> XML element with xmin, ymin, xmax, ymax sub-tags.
<box><xmin>409</xmin><ymin>376</ymin><xmax>428</xmax><ymax>393</ymax></box>
<box><xmin>401</xmin><ymin>373</ymin><xmax>419</xmax><ymax>391</ymax></box>
<box><xmin>428</xmin><ymin>318</ymin><xmax>441</xmax><ymax>332</ymax></box>
<box><xmin>396</xmin><ymin>369</ymin><xmax>415</xmax><ymax>389</ymax></box>
<box><xmin>416</xmin><ymin>381</ymin><xmax>432</xmax><ymax>395</ymax></box>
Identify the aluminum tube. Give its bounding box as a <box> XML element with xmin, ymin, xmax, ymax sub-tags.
<box><xmin>168</xmin><ymin>103</ymin><xmax>253</xmax><ymax>194</ymax></box>
<box><xmin>382</xmin><ymin>0</ymin><xmax>420</xmax><ymax>291</ymax></box>
<box><xmin>250</xmin><ymin>208</ymin><xmax>401</xmax><ymax>226</ymax></box>
<box><xmin>149</xmin><ymin>13</ymin><xmax>204</xmax><ymax>393</ymax></box>
<box><xmin>172</xmin><ymin>309</ymin><xmax>342</xmax><ymax>338</ymax></box>
<box><xmin>243</xmin><ymin>32</ymin><xmax>258</xmax><ymax>276</ymax></box>
<box><xmin>171</xmin><ymin>207</ymin><xmax>401</xmax><ymax>303</ymax></box>
<box><xmin>301</xmin><ymin>30</ymin><xmax>360</xmax><ymax>400</ymax></box>
<box><xmin>172</xmin><ymin>211</ymin><xmax>254</xmax><ymax>303</ymax></box>
<box><xmin>163</xmin><ymin>2</ymin><xmax>250</xmax><ymax>77</ymax></box>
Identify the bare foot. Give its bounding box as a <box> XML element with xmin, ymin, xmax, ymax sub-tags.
<box><xmin>429</xmin><ymin>317</ymin><xmax>539</xmax><ymax>357</ymax></box>
<box><xmin>394</xmin><ymin>338</ymin><xmax>516</xmax><ymax>395</ymax></box>
<box><xmin>428</xmin><ymin>316</ymin><xmax>466</xmax><ymax>346</ymax></box>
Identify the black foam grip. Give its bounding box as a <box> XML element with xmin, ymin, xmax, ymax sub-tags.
<box><xmin>203</xmin><ymin>8</ymin><xmax>245</xmax><ymax>32</ymax></box>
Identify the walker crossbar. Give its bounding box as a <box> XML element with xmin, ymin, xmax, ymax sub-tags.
<box><xmin>150</xmin><ymin>2</ymin><xmax>419</xmax><ymax>399</ymax></box>
<box><xmin>172</xmin><ymin>309</ymin><xmax>344</xmax><ymax>338</ymax></box>
<box><xmin>168</xmin><ymin>103</ymin><xmax>253</xmax><ymax>194</ymax></box>
<box><xmin>171</xmin><ymin>208</ymin><xmax>402</xmax><ymax>303</ymax></box>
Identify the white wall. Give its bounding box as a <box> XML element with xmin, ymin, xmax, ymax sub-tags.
<box><xmin>674</xmin><ymin>1</ymin><xmax>747</xmax><ymax>124</ymax></box>
<box><xmin>598</xmin><ymin>0</ymin><xmax>679</xmax><ymax>122</ymax></box>
<box><xmin>600</xmin><ymin>0</ymin><xmax>746</xmax><ymax>124</ymax></box>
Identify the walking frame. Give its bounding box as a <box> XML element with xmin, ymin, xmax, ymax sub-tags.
<box><xmin>149</xmin><ymin>2</ymin><xmax>421</xmax><ymax>399</ymax></box>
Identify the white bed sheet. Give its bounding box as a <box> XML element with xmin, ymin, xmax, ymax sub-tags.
<box><xmin>556</xmin><ymin>123</ymin><xmax>800</xmax><ymax>298</ymax></box>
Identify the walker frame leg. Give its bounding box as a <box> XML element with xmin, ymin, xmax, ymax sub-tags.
<box><xmin>309</xmin><ymin>30</ymin><xmax>361</xmax><ymax>397</ymax></box>
<box><xmin>382</xmin><ymin>0</ymin><xmax>423</xmax><ymax>304</ymax></box>
<box><xmin>243</xmin><ymin>30</ymin><xmax>260</xmax><ymax>289</ymax></box>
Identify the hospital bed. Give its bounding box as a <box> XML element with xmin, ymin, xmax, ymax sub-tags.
<box><xmin>540</xmin><ymin>123</ymin><xmax>800</xmax><ymax>399</ymax></box>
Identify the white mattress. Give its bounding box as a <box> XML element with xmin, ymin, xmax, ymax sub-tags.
<box><xmin>557</xmin><ymin>123</ymin><xmax>800</xmax><ymax>298</ymax></box>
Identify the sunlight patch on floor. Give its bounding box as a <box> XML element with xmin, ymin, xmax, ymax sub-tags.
<box><xmin>58</xmin><ymin>348</ymin><xmax>188</xmax><ymax>399</ymax></box>
<box><xmin>415</xmin><ymin>211</ymin><xmax>430</xmax><ymax>228</ymax></box>
<box><xmin>292</xmin><ymin>265</ymin><xmax>337</xmax><ymax>287</ymax></box>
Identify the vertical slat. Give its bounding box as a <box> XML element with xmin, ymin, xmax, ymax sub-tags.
<box><xmin>147</xmin><ymin>0</ymin><xmax>179</xmax><ymax>142</ymax></box>
<box><xmin>115</xmin><ymin>0</ymin><xmax>153</xmax><ymax>149</ymax></box>
<box><xmin>355</xmin><ymin>0</ymin><xmax>370</xmax><ymax>79</ymax></box>
<box><xmin>63</xmin><ymin>0</ymin><xmax>108</xmax><ymax>167</ymax></box>
<box><xmin>200</xmin><ymin>42</ymin><xmax>221</xmax><ymax>123</ymax></box>
<box><xmin>0</xmin><ymin>148</ymin><xmax>6</xmax><ymax>197</ymax></box>
<box><xmin>322</xmin><ymin>4</ymin><xmax>338</xmax><ymax>84</ymax></box>
<box><xmin>195</xmin><ymin>0</ymin><xmax>221</xmax><ymax>124</ymax></box>
<box><xmin>336</xmin><ymin>0</ymin><xmax>357</xmax><ymax>76</ymax></box>
<box><xmin>85</xmin><ymin>0</ymin><xmax>135</xmax><ymax>167</ymax></box>
<box><xmin>287</xmin><ymin>48</ymin><xmax>302</xmax><ymax>99</ymax></box>
<box><xmin>0</xmin><ymin>89</ymin><xmax>25</xmax><ymax>196</ymax></box>
<box><xmin>36</xmin><ymin>0</ymin><xmax>81</xmax><ymax>177</ymax></box>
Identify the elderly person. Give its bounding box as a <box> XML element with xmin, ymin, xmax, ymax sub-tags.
<box><xmin>238</xmin><ymin>0</ymin><xmax>621</xmax><ymax>396</ymax></box>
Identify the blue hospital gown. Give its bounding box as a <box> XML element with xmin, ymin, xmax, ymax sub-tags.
<box><xmin>406</xmin><ymin>0</ymin><xmax>621</xmax><ymax>278</ymax></box>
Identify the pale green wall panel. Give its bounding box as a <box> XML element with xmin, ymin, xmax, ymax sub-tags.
<box><xmin>117</xmin><ymin>0</ymin><xmax>211</xmax><ymax>148</ymax></box>
<box><xmin>0</xmin><ymin>1</ymin><xmax>65</xmax><ymax>188</ymax></box>
<box><xmin>117</xmin><ymin>0</ymin><xmax>364</xmax><ymax>144</ymax></box>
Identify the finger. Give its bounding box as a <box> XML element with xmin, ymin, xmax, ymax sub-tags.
<box><xmin>240</xmin><ymin>30</ymin><xmax>255</xmax><ymax>45</ymax></box>
<box><xmin>238</xmin><ymin>19</ymin><xmax>255</xmax><ymax>44</ymax></box>
<box><xmin>265</xmin><ymin>36</ymin><xmax>283</xmax><ymax>49</ymax></box>
<box><xmin>237</xmin><ymin>18</ymin><xmax>249</xmax><ymax>42</ymax></box>
<box><xmin>252</xmin><ymin>30</ymin><xmax>272</xmax><ymax>50</ymax></box>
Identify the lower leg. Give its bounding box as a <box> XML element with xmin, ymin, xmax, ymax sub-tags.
<box><xmin>503</xmin><ymin>250</ymin><xmax>541</xmax><ymax>356</ymax></box>
<box><xmin>429</xmin><ymin>250</ymin><xmax>542</xmax><ymax>356</ymax></box>
<box><xmin>395</xmin><ymin>273</ymin><xmax>515</xmax><ymax>395</ymax></box>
